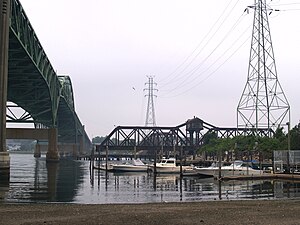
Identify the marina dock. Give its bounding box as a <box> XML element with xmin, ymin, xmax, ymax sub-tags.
<box><xmin>219</xmin><ymin>173</ymin><xmax>300</xmax><ymax>181</ymax></box>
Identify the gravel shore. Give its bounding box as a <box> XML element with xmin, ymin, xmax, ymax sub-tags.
<box><xmin>1</xmin><ymin>199</ymin><xmax>300</xmax><ymax>225</ymax></box>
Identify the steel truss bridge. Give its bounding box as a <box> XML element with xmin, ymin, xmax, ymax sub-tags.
<box><xmin>3</xmin><ymin>0</ymin><xmax>91</xmax><ymax>159</ymax></box>
<box><xmin>96</xmin><ymin>117</ymin><xmax>273</xmax><ymax>157</ymax></box>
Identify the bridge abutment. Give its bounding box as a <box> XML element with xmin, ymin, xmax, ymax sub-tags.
<box><xmin>0</xmin><ymin>152</ymin><xmax>9</xmax><ymax>179</ymax></box>
<box><xmin>0</xmin><ymin>0</ymin><xmax>11</xmax><ymax>179</ymax></box>
<box><xmin>46</xmin><ymin>128</ymin><xmax>59</xmax><ymax>162</ymax></box>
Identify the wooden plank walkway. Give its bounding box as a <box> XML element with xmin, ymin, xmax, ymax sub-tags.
<box><xmin>219</xmin><ymin>173</ymin><xmax>300</xmax><ymax>181</ymax></box>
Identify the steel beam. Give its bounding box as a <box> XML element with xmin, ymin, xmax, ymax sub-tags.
<box><xmin>6</xmin><ymin>128</ymin><xmax>48</xmax><ymax>139</ymax></box>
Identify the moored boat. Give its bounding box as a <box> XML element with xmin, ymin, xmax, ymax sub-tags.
<box><xmin>93</xmin><ymin>163</ymin><xmax>114</xmax><ymax>171</ymax></box>
<box><xmin>112</xmin><ymin>159</ymin><xmax>149</xmax><ymax>172</ymax></box>
<box><xmin>194</xmin><ymin>162</ymin><xmax>222</xmax><ymax>177</ymax></box>
<box><xmin>195</xmin><ymin>160</ymin><xmax>262</xmax><ymax>177</ymax></box>
<box><xmin>149</xmin><ymin>157</ymin><xmax>192</xmax><ymax>174</ymax></box>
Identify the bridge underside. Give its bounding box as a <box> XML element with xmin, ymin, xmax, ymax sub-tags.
<box><xmin>8</xmin><ymin>32</ymin><xmax>54</xmax><ymax>127</ymax></box>
<box><xmin>6</xmin><ymin>0</ymin><xmax>91</xmax><ymax>158</ymax></box>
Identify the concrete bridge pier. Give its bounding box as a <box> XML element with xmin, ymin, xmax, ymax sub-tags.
<box><xmin>0</xmin><ymin>0</ymin><xmax>11</xmax><ymax>179</ymax></box>
<box><xmin>73</xmin><ymin>144</ymin><xmax>78</xmax><ymax>158</ymax></box>
<box><xmin>46</xmin><ymin>128</ymin><xmax>59</xmax><ymax>162</ymax></box>
<box><xmin>0</xmin><ymin>152</ymin><xmax>9</xmax><ymax>178</ymax></box>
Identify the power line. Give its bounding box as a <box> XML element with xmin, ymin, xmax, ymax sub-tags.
<box><xmin>158</xmin><ymin>0</ymin><xmax>240</xmax><ymax>88</ymax></box>
<box><xmin>160</xmin><ymin>11</ymin><xmax>248</xmax><ymax>96</ymax></box>
<box><xmin>160</xmin><ymin>31</ymin><xmax>251</xmax><ymax>98</ymax></box>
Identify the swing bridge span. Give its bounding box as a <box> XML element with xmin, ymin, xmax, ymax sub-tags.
<box><xmin>95</xmin><ymin>117</ymin><xmax>272</xmax><ymax>158</ymax></box>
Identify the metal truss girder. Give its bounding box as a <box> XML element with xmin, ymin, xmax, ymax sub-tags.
<box><xmin>99</xmin><ymin>125</ymin><xmax>193</xmax><ymax>151</ymax></box>
<box><xmin>97</xmin><ymin>118</ymin><xmax>273</xmax><ymax>152</ymax></box>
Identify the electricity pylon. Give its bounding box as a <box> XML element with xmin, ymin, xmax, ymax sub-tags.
<box><xmin>237</xmin><ymin>0</ymin><xmax>290</xmax><ymax>134</ymax></box>
<box><xmin>144</xmin><ymin>76</ymin><xmax>157</xmax><ymax>126</ymax></box>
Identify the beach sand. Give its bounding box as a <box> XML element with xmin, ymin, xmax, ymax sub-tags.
<box><xmin>1</xmin><ymin>199</ymin><xmax>300</xmax><ymax>225</ymax></box>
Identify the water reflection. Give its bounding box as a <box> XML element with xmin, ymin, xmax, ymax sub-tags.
<box><xmin>1</xmin><ymin>153</ymin><xmax>300</xmax><ymax>204</ymax></box>
<box><xmin>47</xmin><ymin>162</ymin><xmax>58</xmax><ymax>201</ymax></box>
<box><xmin>89</xmin><ymin>171</ymin><xmax>277</xmax><ymax>203</ymax></box>
<box><xmin>0</xmin><ymin>153</ymin><xmax>85</xmax><ymax>203</ymax></box>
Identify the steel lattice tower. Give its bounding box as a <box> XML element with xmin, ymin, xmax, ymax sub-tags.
<box><xmin>237</xmin><ymin>0</ymin><xmax>290</xmax><ymax>133</ymax></box>
<box><xmin>144</xmin><ymin>76</ymin><xmax>157</xmax><ymax>126</ymax></box>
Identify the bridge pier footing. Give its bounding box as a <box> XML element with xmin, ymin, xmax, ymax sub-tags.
<box><xmin>0</xmin><ymin>151</ymin><xmax>10</xmax><ymax>180</ymax></box>
<box><xmin>46</xmin><ymin>128</ymin><xmax>59</xmax><ymax>162</ymax></box>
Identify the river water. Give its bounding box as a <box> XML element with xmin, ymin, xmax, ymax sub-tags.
<box><xmin>0</xmin><ymin>153</ymin><xmax>300</xmax><ymax>204</ymax></box>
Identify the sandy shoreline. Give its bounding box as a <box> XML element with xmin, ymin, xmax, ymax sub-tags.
<box><xmin>1</xmin><ymin>199</ymin><xmax>300</xmax><ymax>225</ymax></box>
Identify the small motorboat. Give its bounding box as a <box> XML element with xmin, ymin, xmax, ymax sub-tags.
<box><xmin>112</xmin><ymin>159</ymin><xmax>149</xmax><ymax>172</ymax></box>
<box><xmin>194</xmin><ymin>162</ymin><xmax>222</xmax><ymax>177</ymax></box>
<box><xmin>195</xmin><ymin>160</ymin><xmax>262</xmax><ymax>177</ymax></box>
<box><xmin>149</xmin><ymin>157</ymin><xmax>192</xmax><ymax>174</ymax></box>
<box><xmin>93</xmin><ymin>163</ymin><xmax>114</xmax><ymax>171</ymax></box>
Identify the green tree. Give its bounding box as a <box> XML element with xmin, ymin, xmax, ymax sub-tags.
<box><xmin>290</xmin><ymin>124</ymin><xmax>300</xmax><ymax>150</ymax></box>
<box><xmin>198</xmin><ymin>134</ymin><xmax>286</xmax><ymax>161</ymax></box>
<box><xmin>92</xmin><ymin>136</ymin><xmax>106</xmax><ymax>144</ymax></box>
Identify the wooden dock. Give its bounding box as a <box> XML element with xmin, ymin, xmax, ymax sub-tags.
<box><xmin>219</xmin><ymin>173</ymin><xmax>300</xmax><ymax>181</ymax></box>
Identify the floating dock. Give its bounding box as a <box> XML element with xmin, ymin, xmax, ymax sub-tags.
<box><xmin>219</xmin><ymin>173</ymin><xmax>300</xmax><ymax>181</ymax></box>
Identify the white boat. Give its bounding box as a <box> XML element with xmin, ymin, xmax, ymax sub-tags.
<box><xmin>93</xmin><ymin>163</ymin><xmax>114</xmax><ymax>171</ymax></box>
<box><xmin>194</xmin><ymin>162</ymin><xmax>222</xmax><ymax>177</ymax></box>
<box><xmin>195</xmin><ymin>160</ymin><xmax>262</xmax><ymax>177</ymax></box>
<box><xmin>149</xmin><ymin>157</ymin><xmax>192</xmax><ymax>174</ymax></box>
<box><xmin>112</xmin><ymin>159</ymin><xmax>149</xmax><ymax>172</ymax></box>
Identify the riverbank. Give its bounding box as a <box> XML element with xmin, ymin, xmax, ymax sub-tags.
<box><xmin>1</xmin><ymin>199</ymin><xmax>299</xmax><ymax>225</ymax></box>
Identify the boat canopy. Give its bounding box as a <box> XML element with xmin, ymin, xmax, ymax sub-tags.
<box><xmin>132</xmin><ymin>159</ymin><xmax>145</xmax><ymax>166</ymax></box>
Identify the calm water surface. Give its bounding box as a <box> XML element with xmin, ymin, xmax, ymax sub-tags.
<box><xmin>1</xmin><ymin>153</ymin><xmax>300</xmax><ymax>204</ymax></box>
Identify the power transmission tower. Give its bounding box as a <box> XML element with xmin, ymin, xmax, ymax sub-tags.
<box><xmin>237</xmin><ymin>0</ymin><xmax>290</xmax><ymax>133</ymax></box>
<box><xmin>144</xmin><ymin>76</ymin><xmax>158</xmax><ymax>126</ymax></box>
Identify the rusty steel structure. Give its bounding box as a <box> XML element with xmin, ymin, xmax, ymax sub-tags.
<box><xmin>96</xmin><ymin>117</ymin><xmax>272</xmax><ymax>158</ymax></box>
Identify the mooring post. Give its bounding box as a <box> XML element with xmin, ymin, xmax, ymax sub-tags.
<box><xmin>134</xmin><ymin>146</ymin><xmax>136</xmax><ymax>159</ymax></box>
<box><xmin>34</xmin><ymin>141</ymin><xmax>41</xmax><ymax>158</ymax></box>
<box><xmin>154</xmin><ymin>148</ymin><xmax>157</xmax><ymax>174</ymax></box>
<box><xmin>0</xmin><ymin>0</ymin><xmax>11</xmax><ymax>180</ymax></box>
<box><xmin>180</xmin><ymin>146</ymin><xmax>183</xmax><ymax>177</ymax></box>
<box><xmin>105</xmin><ymin>145</ymin><xmax>108</xmax><ymax>171</ymax></box>
<box><xmin>218</xmin><ymin>150</ymin><xmax>222</xmax><ymax>180</ymax></box>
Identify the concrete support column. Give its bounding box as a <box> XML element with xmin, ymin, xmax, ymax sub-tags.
<box><xmin>46</xmin><ymin>128</ymin><xmax>59</xmax><ymax>162</ymax></box>
<box><xmin>72</xmin><ymin>144</ymin><xmax>78</xmax><ymax>158</ymax></box>
<box><xmin>0</xmin><ymin>151</ymin><xmax>9</xmax><ymax>173</ymax></box>
<box><xmin>0</xmin><ymin>0</ymin><xmax>11</xmax><ymax>178</ymax></box>
<box><xmin>79</xmin><ymin>135</ymin><xmax>84</xmax><ymax>156</ymax></box>
<box><xmin>34</xmin><ymin>142</ymin><xmax>41</xmax><ymax>158</ymax></box>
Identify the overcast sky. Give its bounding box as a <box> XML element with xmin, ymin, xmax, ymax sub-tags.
<box><xmin>18</xmin><ymin>0</ymin><xmax>300</xmax><ymax>137</ymax></box>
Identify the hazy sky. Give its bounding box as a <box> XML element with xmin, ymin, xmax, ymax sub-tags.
<box><xmin>18</xmin><ymin>0</ymin><xmax>300</xmax><ymax>138</ymax></box>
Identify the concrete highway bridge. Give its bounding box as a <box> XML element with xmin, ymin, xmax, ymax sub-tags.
<box><xmin>0</xmin><ymin>0</ymin><xmax>91</xmax><ymax>176</ymax></box>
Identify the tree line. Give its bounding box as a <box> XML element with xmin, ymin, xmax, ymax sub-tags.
<box><xmin>198</xmin><ymin>124</ymin><xmax>300</xmax><ymax>160</ymax></box>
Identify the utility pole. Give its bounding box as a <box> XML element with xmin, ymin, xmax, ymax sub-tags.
<box><xmin>237</xmin><ymin>0</ymin><xmax>290</xmax><ymax>135</ymax></box>
<box><xmin>144</xmin><ymin>76</ymin><xmax>158</xmax><ymax>127</ymax></box>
